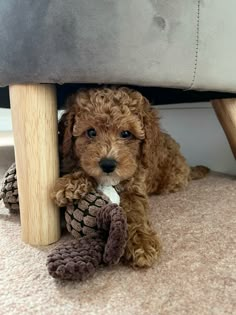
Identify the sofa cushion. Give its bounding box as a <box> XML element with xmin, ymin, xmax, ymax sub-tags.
<box><xmin>0</xmin><ymin>1</ymin><xmax>236</xmax><ymax>92</ymax></box>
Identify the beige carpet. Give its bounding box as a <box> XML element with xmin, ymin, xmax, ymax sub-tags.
<box><xmin>0</xmin><ymin>149</ymin><xmax>235</xmax><ymax>315</ymax></box>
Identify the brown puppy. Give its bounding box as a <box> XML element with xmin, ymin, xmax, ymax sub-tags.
<box><xmin>53</xmin><ymin>87</ymin><xmax>208</xmax><ymax>268</ymax></box>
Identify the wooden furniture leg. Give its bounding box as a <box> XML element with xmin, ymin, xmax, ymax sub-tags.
<box><xmin>9</xmin><ymin>84</ymin><xmax>60</xmax><ymax>245</ymax></box>
<box><xmin>212</xmin><ymin>99</ymin><xmax>236</xmax><ymax>159</ymax></box>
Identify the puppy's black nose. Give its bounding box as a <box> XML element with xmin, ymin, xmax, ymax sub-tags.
<box><xmin>99</xmin><ymin>158</ymin><xmax>117</xmax><ymax>173</ymax></box>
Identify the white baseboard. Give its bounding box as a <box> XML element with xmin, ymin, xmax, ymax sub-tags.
<box><xmin>0</xmin><ymin>108</ymin><xmax>12</xmax><ymax>131</ymax></box>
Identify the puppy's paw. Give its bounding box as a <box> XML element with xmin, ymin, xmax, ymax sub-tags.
<box><xmin>51</xmin><ymin>173</ymin><xmax>94</xmax><ymax>206</ymax></box>
<box><xmin>124</xmin><ymin>228</ymin><xmax>160</xmax><ymax>268</ymax></box>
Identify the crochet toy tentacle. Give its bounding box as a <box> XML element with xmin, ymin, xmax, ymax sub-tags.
<box><xmin>46</xmin><ymin>233</ymin><xmax>105</xmax><ymax>281</ymax></box>
<box><xmin>96</xmin><ymin>204</ymin><xmax>128</xmax><ymax>265</ymax></box>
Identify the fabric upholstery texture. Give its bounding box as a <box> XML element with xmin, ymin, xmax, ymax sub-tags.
<box><xmin>0</xmin><ymin>1</ymin><xmax>236</xmax><ymax>92</ymax></box>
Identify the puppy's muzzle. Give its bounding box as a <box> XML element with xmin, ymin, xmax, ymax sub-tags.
<box><xmin>99</xmin><ymin>158</ymin><xmax>117</xmax><ymax>174</ymax></box>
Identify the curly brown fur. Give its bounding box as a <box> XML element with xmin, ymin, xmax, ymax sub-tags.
<box><xmin>53</xmin><ymin>87</ymin><xmax>208</xmax><ymax>268</ymax></box>
<box><xmin>51</xmin><ymin>170</ymin><xmax>96</xmax><ymax>207</ymax></box>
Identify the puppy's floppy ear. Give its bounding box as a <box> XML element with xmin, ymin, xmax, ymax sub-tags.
<box><xmin>58</xmin><ymin>95</ymin><xmax>78</xmax><ymax>174</ymax></box>
<box><xmin>139</xmin><ymin>97</ymin><xmax>161</xmax><ymax>169</ymax></box>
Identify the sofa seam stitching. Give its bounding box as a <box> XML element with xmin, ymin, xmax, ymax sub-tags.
<box><xmin>186</xmin><ymin>0</ymin><xmax>200</xmax><ymax>90</ymax></box>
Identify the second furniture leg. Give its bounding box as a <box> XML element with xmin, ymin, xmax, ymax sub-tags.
<box><xmin>211</xmin><ymin>98</ymin><xmax>236</xmax><ymax>159</ymax></box>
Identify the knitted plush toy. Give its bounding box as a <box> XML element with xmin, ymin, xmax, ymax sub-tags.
<box><xmin>0</xmin><ymin>163</ymin><xmax>19</xmax><ymax>212</ymax></box>
<box><xmin>47</xmin><ymin>186</ymin><xmax>128</xmax><ymax>281</ymax></box>
<box><xmin>0</xmin><ymin>163</ymin><xmax>127</xmax><ymax>281</ymax></box>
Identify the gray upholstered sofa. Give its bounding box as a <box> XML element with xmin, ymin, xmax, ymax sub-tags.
<box><xmin>0</xmin><ymin>0</ymin><xmax>235</xmax><ymax>245</ymax></box>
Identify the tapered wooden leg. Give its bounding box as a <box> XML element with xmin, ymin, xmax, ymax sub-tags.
<box><xmin>9</xmin><ymin>84</ymin><xmax>60</xmax><ymax>245</ymax></box>
<box><xmin>212</xmin><ymin>99</ymin><xmax>236</xmax><ymax>159</ymax></box>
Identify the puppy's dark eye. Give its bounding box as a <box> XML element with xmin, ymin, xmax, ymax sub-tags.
<box><xmin>86</xmin><ymin>128</ymin><xmax>97</xmax><ymax>138</ymax></box>
<box><xmin>120</xmin><ymin>130</ymin><xmax>133</xmax><ymax>139</ymax></box>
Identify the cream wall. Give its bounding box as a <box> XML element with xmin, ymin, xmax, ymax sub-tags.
<box><xmin>0</xmin><ymin>104</ymin><xmax>235</xmax><ymax>175</ymax></box>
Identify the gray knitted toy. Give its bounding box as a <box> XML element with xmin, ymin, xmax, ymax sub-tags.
<box><xmin>47</xmin><ymin>188</ymin><xmax>128</xmax><ymax>281</ymax></box>
<box><xmin>0</xmin><ymin>163</ymin><xmax>128</xmax><ymax>281</ymax></box>
<box><xmin>0</xmin><ymin>163</ymin><xmax>19</xmax><ymax>212</ymax></box>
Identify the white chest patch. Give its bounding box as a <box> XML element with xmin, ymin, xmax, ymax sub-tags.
<box><xmin>97</xmin><ymin>185</ymin><xmax>120</xmax><ymax>205</ymax></box>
